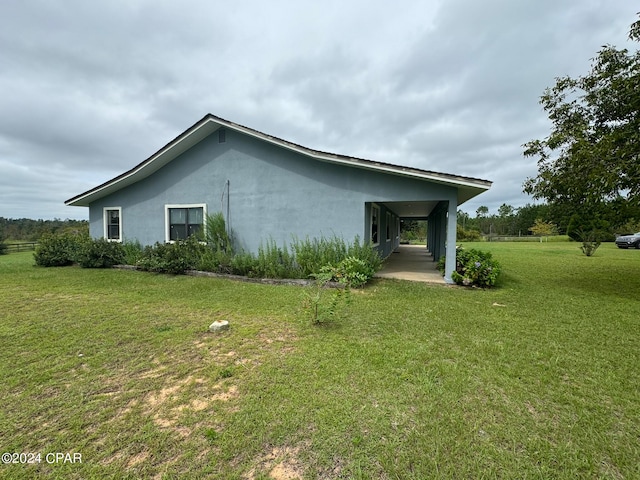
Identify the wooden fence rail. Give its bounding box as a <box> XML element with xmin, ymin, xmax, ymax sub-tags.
<box><xmin>4</xmin><ymin>242</ymin><xmax>38</xmax><ymax>253</ymax></box>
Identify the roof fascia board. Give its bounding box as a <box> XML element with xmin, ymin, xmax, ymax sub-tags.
<box><xmin>213</xmin><ymin>116</ymin><xmax>491</xmax><ymax>190</ymax></box>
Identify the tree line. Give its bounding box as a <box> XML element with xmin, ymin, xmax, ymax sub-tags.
<box><xmin>459</xmin><ymin>201</ymin><xmax>640</xmax><ymax>240</ymax></box>
<box><xmin>0</xmin><ymin>217</ymin><xmax>88</xmax><ymax>242</ymax></box>
<box><xmin>458</xmin><ymin>204</ymin><xmax>551</xmax><ymax>238</ymax></box>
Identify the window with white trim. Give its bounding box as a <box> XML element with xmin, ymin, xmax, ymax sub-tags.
<box><xmin>371</xmin><ymin>204</ymin><xmax>380</xmax><ymax>245</ymax></box>
<box><xmin>103</xmin><ymin>207</ymin><xmax>122</xmax><ymax>242</ymax></box>
<box><xmin>165</xmin><ymin>204</ymin><xmax>206</xmax><ymax>242</ymax></box>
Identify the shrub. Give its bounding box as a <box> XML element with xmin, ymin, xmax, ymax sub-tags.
<box><xmin>292</xmin><ymin>235</ymin><xmax>381</xmax><ymax>279</ymax></box>
<box><xmin>229</xmin><ymin>252</ymin><xmax>257</xmax><ymax>277</ymax></box>
<box><xmin>137</xmin><ymin>236</ymin><xmax>206</xmax><ymax>274</ymax></box>
<box><xmin>304</xmin><ymin>268</ymin><xmax>352</xmax><ymax>324</ymax></box>
<box><xmin>204</xmin><ymin>212</ymin><xmax>233</xmax><ymax>254</ymax></box>
<box><xmin>122</xmin><ymin>240</ymin><xmax>144</xmax><ymax>265</ymax></box>
<box><xmin>319</xmin><ymin>256</ymin><xmax>377</xmax><ymax>288</ymax></box>
<box><xmin>566</xmin><ymin>212</ymin><xmax>610</xmax><ymax>256</ymax></box>
<box><xmin>291</xmin><ymin>236</ymin><xmax>346</xmax><ymax>277</ymax></box>
<box><xmin>34</xmin><ymin>232</ymin><xmax>88</xmax><ymax>267</ymax></box>
<box><xmin>439</xmin><ymin>246</ymin><xmax>501</xmax><ymax>288</ymax></box>
<box><xmin>133</xmin><ymin>233</ymin><xmax>382</xmax><ymax>286</ymax></box>
<box><xmin>457</xmin><ymin>225</ymin><xmax>481</xmax><ymax>241</ymax></box>
<box><xmin>346</xmin><ymin>236</ymin><xmax>383</xmax><ymax>273</ymax></box>
<box><xmin>77</xmin><ymin>238</ymin><xmax>125</xmax><ymax>268</ymax></box>
<box><xmin>198</xmin><ymin>248</ymin><xmax>233</xmax><ymax>274</ymax></box>
<box><xmin>574</xmin><ymin>229</ymin><xmax>602</xmax><ymax>257</ymax></box>
<box><xmin>254</xmin><ymin>239</ymin><xmax>300</xmax><ymax>278</ymax></box>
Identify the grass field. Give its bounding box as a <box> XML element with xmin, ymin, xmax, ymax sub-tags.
<box><xmin>0</xmin><ymin>243</ymin><xmax>638</xmax><ymax>479</ymax></box>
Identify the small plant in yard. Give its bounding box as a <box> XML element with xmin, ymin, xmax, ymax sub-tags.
<box><xmin>439</xmin><ymin>245</ymin><xmax>501</xmax><ymax>288</ymax></box>
<box><xmin>567</xmin><ymin>214</ymin><xmax>612</xmax><ymax>256</ymax></box>
<box><xmin>302</xmin><ymin>255</ymin><xmax>377</xmax><ymax>323</ymax></box>
<box><xmin>574</xmin><ymin>229</ymin><xmax>603</xmax><ymax>257</ymax></box>
<box><xmin>303</xmin><ymin>267</ymin><xmax>352</xmax><ymax>324</ymax></box>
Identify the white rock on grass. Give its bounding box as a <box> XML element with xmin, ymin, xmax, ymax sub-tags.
<box><xmin>209</xmin><ymin>320</ymin><xmax>230</xmax><ymax>332</ymax></box>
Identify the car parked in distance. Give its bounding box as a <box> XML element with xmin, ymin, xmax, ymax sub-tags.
<box><xmin>615</xmin><ymin>232</ymin><xmax>640</xmax><ymax>249</ymax></box>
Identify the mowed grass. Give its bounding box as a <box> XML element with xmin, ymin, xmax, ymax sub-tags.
<box><xmin>0</xmin><ymin>243</ymin><xmax>638</xmax><ymax>479</ymax></box>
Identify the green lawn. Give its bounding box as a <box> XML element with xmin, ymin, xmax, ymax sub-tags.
<box><xmin>0</xmin><ymin>243</ymin><xmax>638</xmax><ymax>479</ymax></box>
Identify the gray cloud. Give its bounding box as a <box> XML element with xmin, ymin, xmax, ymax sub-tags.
<box><xmin>0</xmin><ymin>0</ymin><xmax>636</xmax><ymax>219</ymax></box>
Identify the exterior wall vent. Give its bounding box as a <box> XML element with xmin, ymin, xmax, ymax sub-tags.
<box><xmin>218</xmin><ymin>129</ymin><xmax>226</xmax><ymax>143</ymax></box>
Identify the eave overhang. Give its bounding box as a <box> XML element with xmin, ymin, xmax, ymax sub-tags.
<box><xmin>65</xmin><ymin>114</ymin><xmax>492</xmax><ymax>207</ymax></box>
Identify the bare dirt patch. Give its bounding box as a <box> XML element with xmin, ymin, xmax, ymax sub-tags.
<box><xmin>126</xmin><ymin>450</ymin><xmax>149</xmax><ymax>468</ymax></box>
<box><xmin>244</xmin><ymin>445</ymin><xmax>305</xmax><ymax>480</ymax></box>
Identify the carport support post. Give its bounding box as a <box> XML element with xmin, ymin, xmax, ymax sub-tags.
<box><xmin>443</xmin><ymin>200</ymin><xmax>457</xmax><ymax>284</ymax></box>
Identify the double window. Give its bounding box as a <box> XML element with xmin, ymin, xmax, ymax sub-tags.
<box><xmin>103</xmin><ymin>207</ymin><xmax>122</xmax><ymax>242</ymax></box>
<box><xmin>165</xmin><ymin>204</ymin><xmax>206</xmax><ymax>242</ymax></box>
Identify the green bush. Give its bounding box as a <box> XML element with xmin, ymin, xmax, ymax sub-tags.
<box><xmin>254</xmin><ymin>239</ymin><xmax>299</xmax><ymax>278</ymax></box>
<box><xmin>292</xmin><ymin>236</ymin><xmax>347</xmax><ymax>277</ymax></box>
<box><xmin>77</xmin><ymin>238</ymin><xmax>125</xmax><ymax>268</ymax></box>
<box><xmin>319</xmin><ymin>256</ymin><xmax>377</xmax><ymax>288</ymax></box>
<box><xmin>566</xmin><ymin>212</ymin><xmax>611</xmax><ymax>256</ymax></box>
<box><xmin>291</xmin><ymin>235</ymin><xmax>381</xmax><ymax>279</ymax></box>
<box><xmin>229</xmin><ymin>252</ymin><xmax>257</xmax><ymax>277</ymax></box>
<box><xmin>34</xmin><ymin>232</ymin><xmax>88</xmax><ymax>267</ymax></box>
<box><xmin>204</xmin><ymin>212</ymin><xmax>233</xmax><ymax>254</ymax></box>
<box><xmin>122</xmin><ymin>240</ymin><xmax>144</xmax><ymax>265</ymax></box>
<box><xmin>439</xmin><ymin>246</ymin><xmax>501</xmax><ymax>288</ymax></box>
<box><xmin>457</xmin><ymin>225</ymin><xmax>481</xmax><ymax>241</ymax></box>
<box><xmin>241</xmin><ymin>235</ymin><xmax>382</xmax><ymax>283</ymax></box>
<box><xmin>198</xmin><ymin>248</ymin><xmax>233</xmax><ymax>274</ymax></box>
<box><xmin>137</xmin><ymin>236</ymin><xmax>206</xmax><ymax>274</ymax></box>
<box><xmin>131</xmin><ymin>233</ymin><xmax>381</xmax><ymax>286</ymax></box>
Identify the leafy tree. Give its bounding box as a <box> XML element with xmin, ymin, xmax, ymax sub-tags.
<box><xmin>523</xmin><ymin>16</ymin><xmax>640</xmax><ymax>225</ymax></box>
<box><xmin>529</xmin><ymin>218</ymin><xmax>556</xmax><ymax>242</ymax></box>
<box><xmin>497</xmin><ymin>204</ymin><xmax>514</xmax><ymax>218</ymax></box>
<box><xmin>513</xmin><ymin>204</ymin><xmax>550</xmax><ymax>235</ymax></box>
<box><xmin>457</xmin><ymin>210</ymin><xmax>470</xmax><ymax>228</ymax></box>
<box><xmin>475</xmin><ymin>206</ymin><xmax>490</xmax><ymax>234</ymax></box>
<box><xmin>496</xmin><ymin>203</ymin><xmax>516</xmax><ymax>235</ymax></box>
<box><xmin>476</xmin><ymin>206</ymin><xmax>489</xmax><ymax>218</ymax></box>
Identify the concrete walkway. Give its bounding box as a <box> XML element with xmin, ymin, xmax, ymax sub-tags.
<box><xmin>374</xmin><ymin>244</ymin><xmax>445</xmax><ymax>284</ymax></box>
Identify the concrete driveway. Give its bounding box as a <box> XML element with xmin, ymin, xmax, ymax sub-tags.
<box><xmin>374</xmin><ymin>244</ymin><xmax>445</xmax><ymax>284</ymax></box>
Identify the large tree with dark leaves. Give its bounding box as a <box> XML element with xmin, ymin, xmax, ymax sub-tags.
<box><xmin>523</xmin><ymin>16</ymin><xmax>640</xmax><ymax>229</ymax></box>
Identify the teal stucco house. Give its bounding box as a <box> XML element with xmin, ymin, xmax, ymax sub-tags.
<box><xmin>65</xmin><ymin>114</ymin><xmax>491</xmax><ymax>283</ymax></box>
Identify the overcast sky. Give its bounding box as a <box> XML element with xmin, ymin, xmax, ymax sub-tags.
<box><xmin>0</xmin><ymin>0</ymin><xmax>637</xmax><ymax>220</ymax></box>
